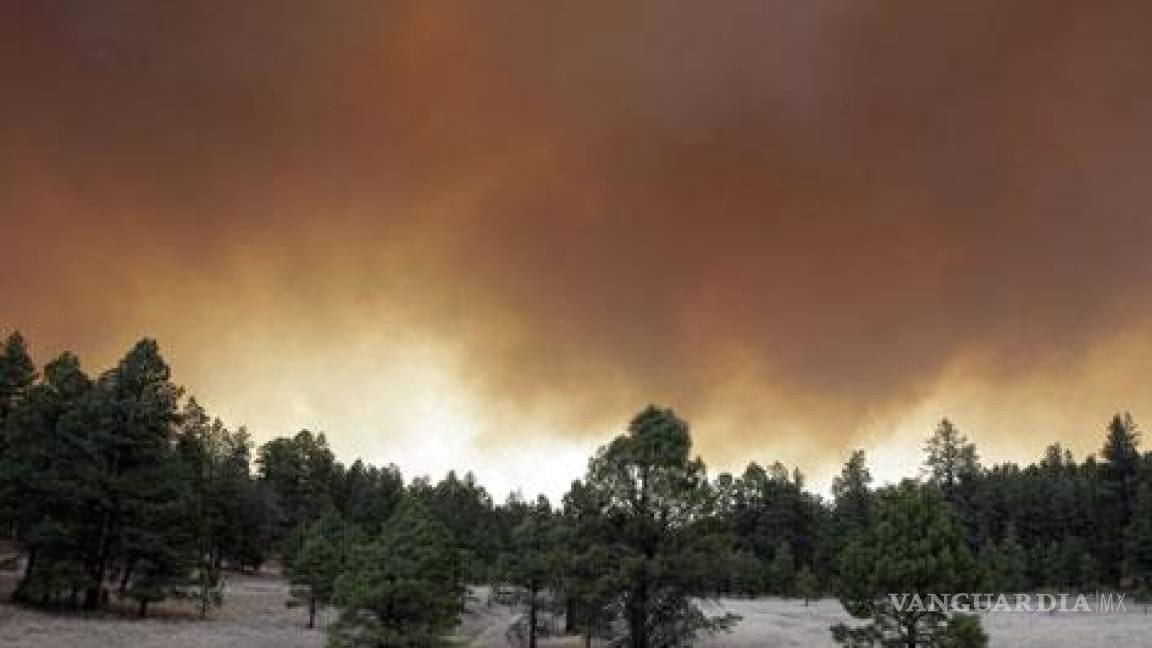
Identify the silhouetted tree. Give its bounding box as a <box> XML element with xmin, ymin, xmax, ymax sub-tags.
<box><xmin>574</xmin><ymin>406</ymin><xmax>739</xmax><ymax>648</ymax></box>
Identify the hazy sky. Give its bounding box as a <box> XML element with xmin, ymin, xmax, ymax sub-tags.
<box><xmin>4</xmin><ymin>1</ymin><xmax>1152</xmax><ymax>497</ymax></box>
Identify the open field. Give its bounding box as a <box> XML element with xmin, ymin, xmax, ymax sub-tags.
<box><xmin>2</xmin><ymin>566</ymin><xmax>1150</xmax><ymax>648</ymax></box>
<box><xmin>0</xmin><ymin>568</ymin><xmax>325</xmax><ymax>648</ymax></box>
<box><xmin>521</xmin><ymin>598</ymin><xmax>1152</xmax><ymax>648</ymax></box>
<box><xmin>693</xmin><ymin>598</ymin><xmax>1152</xmax><ymax>648</ymax></box>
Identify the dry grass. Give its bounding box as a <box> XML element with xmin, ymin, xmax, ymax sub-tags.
<box><xmin>2</xmin><ymin>565</ymin><xmax>1148</xmax><ymax>648</ymax></box>
<box><xmin>467</xmin><ymin>597</ymin><xmax>1152</xmax><ymax>647</ymax></box>
<box><xmin>0</xmin><ymin>568</ymin><xmax>326</xmax><ymax>648</ymax></box>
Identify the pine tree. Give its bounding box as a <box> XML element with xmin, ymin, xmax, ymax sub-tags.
<box><xmin>923</xmin><ymin>419</ymin><xmax>979</xmax><ymax>493</ymax></box>
<box><xmin>558</xmin><ymin>479</ymin><xmax>627</xmax><ymax>645</ymax></box>
<box><xmin>1101</xmin><ymin>413</ymin><xmax>1141</xmax><ymax>583</ymax></box>
<box><xmin>329</xmin><ymin>498</ymin><xmax>464</xmax><ymax>647</ymax></box>
<box><xmin>126</xmin><ymin>558</ymin><xmax>177</xmax><ymax>618</ymax></box>
<box><xmin>575</xmin><ymin>406</ymin><xmax>739</xmax><ymax>648</ymax></box>
<box><xmin>1103</xmin><ymin>413</ymin><xmax>1141</xmax><ymax>484</ymax></box>
<box><xmin>975</xmin><ymin>537</ymin><xmax>1004</xmax><ymax>593</ymax></box>
<box><xmin>794</xmin><ymin>566</ymin><xmax>818</xmax><ymax>606</ymax></box>
<box><xmin>499</xmin><ymin>496</ymin><xmax>557</xmax><ymax>648</ymax></box>
<box><xmin>175</xmin><ymin>398</ymin><xmax>228</xmax><ymax>617</ymax></box>
<box><xmin>832</xmin><ymin>450</ymin><xmax>873</xmax><ymax>538</ymax></box>
<box><xmin>257</xmin><ymin>430</ymin><xmax>339</xmax><ymax>547</ymax></box>
<box><xmin>767</xmin><ymin>540</ymin><xmax>796</xmax><ymax>595</ymax></box>
<box><xmin>0</xmin><ymin>331</ymin><xmax>37</xmax><ymax>544</ymax></box>
<box><xmin>833</xmin><ymin>482</ymin><xmax>981</xmax><ymax>648</ymax></box>
<box><xmin>1</xmin><ymin>352</ymin><xmax>92</xmax><ymax>603</ymax></box>
<box><xmin>90</xmin><ymin>339</ymin><xmax>186</xmax><ymax>610</ymax></box>
<box><xmin>288</xmin><ymin>525</ymin><xmax>341</xmax><ymax>629</ymax></box>
<box><xmin>1125</xmin><ymin>484</ymin><xmax>1152</xmax><ymax>588</ymax></box>
<box><xmin>999</xmin><ymin>524</ymin><xmax>1028</xmax><ymax>592</ymax></box>
<box><xmin>940</xmin><ymin>614</ymin><xmax>989</xmax><ymax>648</ymax></box>
<box><xmin>1040</xmin><ymin>541</ymin><xmax>1065</xmax><ymax>589</ymax></box>
<box><xmin>0</xmin><ymin>330</ymin><xmax>36</xmax><ymax>421</ymax></box>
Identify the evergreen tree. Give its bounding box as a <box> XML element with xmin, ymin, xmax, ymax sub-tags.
<box><xmin>767</xmin><ymin>540</ymin><xmax>795</xmax><ymax>595</ymax></box>
<box><xmin>126</xmin><ymin>557</ymin><xmax>180</xmax><ymax>618</ymax></box>
<box><xmin>795</xmin><ymin>566</ymin><xmax>818</xmax><ymax>606</ymax></box>
<box><xmin>1040</xmin><ymin>541</ymin><xmax>1065</xmax><ymax>589</ymax></box>
<box><xmin>0</xmin><ymin>352</ymin><xmax>91</xmax><ymax>602</ymax></box>
<box><xmin>1103</xmin><ymin>413</ymin><xmax>1141</xmax><ymax>485</ymax></box>
<box><xmin>289</xmin><ymin>525</ymin><xmax>341</xmax><ymax>629</ymax></box>
<box><xmin>559</xmin><ymin>479</ymin><xmax>627</xmax><ymax>645</ymax></box>
<box><xmin>0</xmin><ymin>330</ymin><xmax>37</xmax><ymax>543</ymax></box>
<box><xmin>574</xmin><ymin>406</ymin><xmax>739</xmax><ymax>648</ymax></box>
<box><xmin>924</xmin><ymin>419</ymin><xmax>979</xmax><ymax>492</ymax></box>
<box><xmin>998</xmin><ymin>524</ymin><xmax>1029</xmax><ymax>592</ymax></box>
<box><xmin>1125</xmin><ymin>483</ymin><xmax>1152</xmax><ymax>588</ymax></box>
<box><xmin>257</xmin><ymin>430</ymin><xmax>339</xmax><ymax>546</ymax></box>
<box><xmin>87</xmin><ymin>339</ymin><xmax>186</xmax><ymax>610</ymax></box>
<box><xmin>415</xmin><ymin>470</ymin><xmax>500</xmax><ymax>582</ymax></box>
<box><xmin>833</xmin><ymin>482</ymin><xmax>980</xmax><ymax>648</ymax></box>
<box><xmin>1100</xmin><ymin>413</ymin><xmax>1141</xmax><ymax>582</ymax></box>
<box><xmin>832</xmin><ymin>450</ymin><xmax>873</xmax><ymax>538</ymax></box>
<box><xmin>329</xmin><ymin>498</ymin><xmax>464</xmax><ymax>647</ymax></box>
<box><xmin>499</xmin><ymin>496</ymin><xmax>558</xmax><ymax>648</ymax></box>
<box><xmin>940</xmin><ymin>614</ymin><xmax>988</xmax><ymax>648</ymax></box>
<box><xmin>0</xmin><ymin>330</ymin><xmax>36</xmax><ymax>421</ymax></box>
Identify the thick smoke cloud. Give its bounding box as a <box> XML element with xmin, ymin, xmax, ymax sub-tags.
<box><xmin>4</xmin><ymin>1</ymin><xmax>1152</xmax><ymax>490</ymax></box>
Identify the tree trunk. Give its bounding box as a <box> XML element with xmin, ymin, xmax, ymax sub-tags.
<box><xmin>85</xmin><ymin>510</ymin><xmax>113</xmax><ymax>610</ymax></box>
<box><xmin>565</xmin><ymin>593</ymin><xmax>577</xmax><ymax>634</ymax></box>
<box><xmin>199</xmin><ymin>579</ymin><xmax>209</xmax><ymax>620</ymax></box>
<box><xmin>118</xmin><ymin>557</ymin><xmax>137</xmax><ymax>596</ymax></box>
<box><xmin>139</xmin><ymin>599</ymin><xmax>149</xmax><ymax>618</ymax></box>
<box><xmin>528</xmin><ymin>585</ymin><xmax>538</xmax><ymax>648</ymax></box>
<box><xmin>904</xmin><ymin>614</ymin><xmax>918</xmax><ymax>648</ymax></box>
<box><xmin>308</xmin><ymin>593</ymin><xmax>317</xmax><ymax>629</ymax></box>
<box><xmin>629</xmin><ymin>580</ymin><xmax>649</xmax><ymax>648</ymax></box>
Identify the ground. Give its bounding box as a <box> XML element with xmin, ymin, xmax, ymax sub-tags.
<box><xmin>0</xmin><ymin>568</ymin><xmax>326</xmax><ymax>648</ymax></box>
<box><xmin>1</xmin><ymin>565</ymin><xmax>1149</xmax><ymax>647</ymax></box>
<box><xmin>693</xmin><ymin>598</ymin><xmax>1152</xmax><ymax>648</ymax></box>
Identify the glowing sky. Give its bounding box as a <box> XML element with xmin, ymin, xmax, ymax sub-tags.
<box><xmin>4</xmin><ymin>1</ymin><xmax>1152</xmax><ymax>498</ymax></box>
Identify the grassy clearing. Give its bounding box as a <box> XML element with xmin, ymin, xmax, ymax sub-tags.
<box><xmin>1</xmin><ymin>566</ymin><xmax>1147</xmax><ymax>648</ymax></box>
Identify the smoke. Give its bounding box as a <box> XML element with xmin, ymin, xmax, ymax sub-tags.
<box><xmin>4</xmin><ymin>1</ymin><xmax>1152</xmax><ymax>493</ymax></box>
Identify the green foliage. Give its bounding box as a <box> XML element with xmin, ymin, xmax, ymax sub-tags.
<box><xmin>571</xmin><ymin>405</ymin><xmax>740</xmax><ymax>648</ymax></box>
<box><xmin>1125</xmin><ymin>483</ymin><xmax>1152</xmax><ymax>587</ymax></box>
<box><xmin>940</xmin><ymin>614</ymin><xmax>989</xmax><ymax>648</ymax></box>
<box><xmin>832</xmin><ymin>450</ymin><xmax>873</xmax><ymax>539</ymax></box>
<box><xmin>0</xmin><ymin>330</ymin><xmax>36</xmax><ymax>421</ymax></box>
<box><xmin>328</xmin><ymin>498</ymin><xmax>464</xmax><ymax>647</ymax></box>
<box><xmin>724</xmin><ymin>459</ymin><xmax>825</xmax><ymax>595</ymax></box>
<box><xmin>498</xmin><ymin>496</ymin><xmax>558</xmax><ymax>648</ymax></box>
<box><xmin>767</xmin><ymin>541</ymin><xmax>795</xmax><ymax>595</ymax></box>
<box><xmin>794</xmin><ymin>566</ymin><xmax>818</xmax><ymax>605</ymax></box>
<box><xmin>126</xmin><ymin>557</ymin><xmax>185</xmax><ymax>618</ymax></box>
<box><xmin>834</xmin><ymin>482</ymin><xmax>977</xmax><ymax>648</ymax></box>
<box><xmin>558</xmin><ymin>480</ymin><xmax>627</xmax><ymax>643</ymax></box>
<box><xmin>410</xmin><ymin>469</ymin><xmax>499</xmax><ymax>582</ymax></box>
<box><xmin>923</xmin><ymin>419</ymin><xmax>980</xmax><ymax>491</ymax></box>
<box><xmin>289</xmin><ymin>525</ymin><xmax>342</xmax><ymax>629</ymax></box>
<box><xmin>258</xmin><ymin>430</ymin><xmax>340</xmax><ymax>546</ymax></box>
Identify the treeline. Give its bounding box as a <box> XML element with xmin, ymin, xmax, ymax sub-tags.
<box><xmin>2</xmin><ymin>332</ymin><xmax>1152</xmax><ymax>647</ymax></box>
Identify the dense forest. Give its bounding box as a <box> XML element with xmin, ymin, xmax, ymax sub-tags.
<box><xmin>2</xmin><ymin>332</ymin><xmax>1151</xmax><ymax>647</ymax></box>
